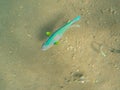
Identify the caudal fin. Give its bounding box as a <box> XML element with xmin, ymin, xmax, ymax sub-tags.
<box><xmin>71</xmin><ymin>16</ymin><xmax>81</xmax><ymax>24</ymax></box>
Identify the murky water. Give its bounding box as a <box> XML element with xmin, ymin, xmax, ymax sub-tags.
<box><xmin>0</xmin><ymin>0</ymin><xmax>120</xmax><ymax>90</ymax></box>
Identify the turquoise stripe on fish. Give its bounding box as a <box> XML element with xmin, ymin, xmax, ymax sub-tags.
<box><xmin>41</xmin><ymin>16</ymin><xmax>81</xmax><ymax>51</ymax></box>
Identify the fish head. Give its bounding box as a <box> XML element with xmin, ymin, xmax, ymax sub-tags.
<box><xmin>41</xmin><ymin>41</ymin><xmax>54</xmax><ymax>51</ymax></box>
<box><xmin>41</xmin><ymin>34</ymin><xmax>62</xmax><ymax>51</ymax></box>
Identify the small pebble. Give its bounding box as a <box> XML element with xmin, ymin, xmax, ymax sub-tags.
<box><xmin>9</xmin><ymin>50</ymin><xmax>13</xmax><ymax>54</ymax></box>
<box><xmin>80</xmin><ymin>80</ymin><xmax>85</xmax><ymax>83</ymax></box>
<box><xmin>27</xmin><ymin>34</ymin><xmax>32</xmax><ymax>38</ymax></box>
<box><xmin>19</xmin><ymin>5</ymin><xmax>24</xmax><ymax>9</ymax></box>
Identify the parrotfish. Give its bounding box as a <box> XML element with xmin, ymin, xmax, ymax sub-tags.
<box><xmin>41</xmin><ymin>16</ymin><xmax>81</xmax><ymax>51</ymax></box>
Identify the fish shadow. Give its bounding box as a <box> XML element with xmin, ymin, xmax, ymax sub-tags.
<box><xmin>91</xmin><ymin>41</ymin><xmax>102</xmax><ymax>53</ymax></box>
<box><xmin>37</xmin><ymin>14</ymin><xmax>64</xmax><ymax>41</ymax></box>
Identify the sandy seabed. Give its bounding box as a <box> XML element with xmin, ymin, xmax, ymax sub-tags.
<box><xmin>0</xmin><ymin>0</ymin><xmax>120</xmax><ymax>90</ymax></box>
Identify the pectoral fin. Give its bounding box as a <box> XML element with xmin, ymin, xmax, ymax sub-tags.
<box><xmin>54</xmin><ymin>41</ymin><xmax>59</xmax><ymax>45</ymax></box>
<box><xmin>46</xmin><ymin>32</ymin><xmax>51</xmax><ymax>36</ymax></box>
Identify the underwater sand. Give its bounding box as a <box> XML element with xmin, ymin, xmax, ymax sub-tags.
<box><xmin>0</xmin><ymin>0</ymin><xmax>120</xmax><ymax>90</ymax></box>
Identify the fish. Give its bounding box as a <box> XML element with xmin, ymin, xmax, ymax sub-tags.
<box><xmin>41</xmin><ymin>16</ymin><xmax>81</xmax><ymax>51</ymax></box>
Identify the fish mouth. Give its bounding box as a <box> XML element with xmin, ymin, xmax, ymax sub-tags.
<box><xmin>41</xmin><ymin>44</ymin><xmax>53</xmax><ymax>51</ymax></box>
<box><xmin>41</xmin><ymin>42</ymin><xmax>54</xmax><ymax>51</ymax></box>
<box><xmin>41</xmin><ymin>45</ymin><xmax>48</xmax><ymax>51</ymax></box>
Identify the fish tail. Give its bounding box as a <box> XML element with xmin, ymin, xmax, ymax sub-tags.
<box><xmin>71</xmin><ymin>16</ymin><xmax>81</xmax><ymax>24</ymax></box>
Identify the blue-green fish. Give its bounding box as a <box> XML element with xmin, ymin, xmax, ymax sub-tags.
<box><xmin>41</xmin><ymin>16</ymin><xmax>81</xmax><ymax>51</ymax></box>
